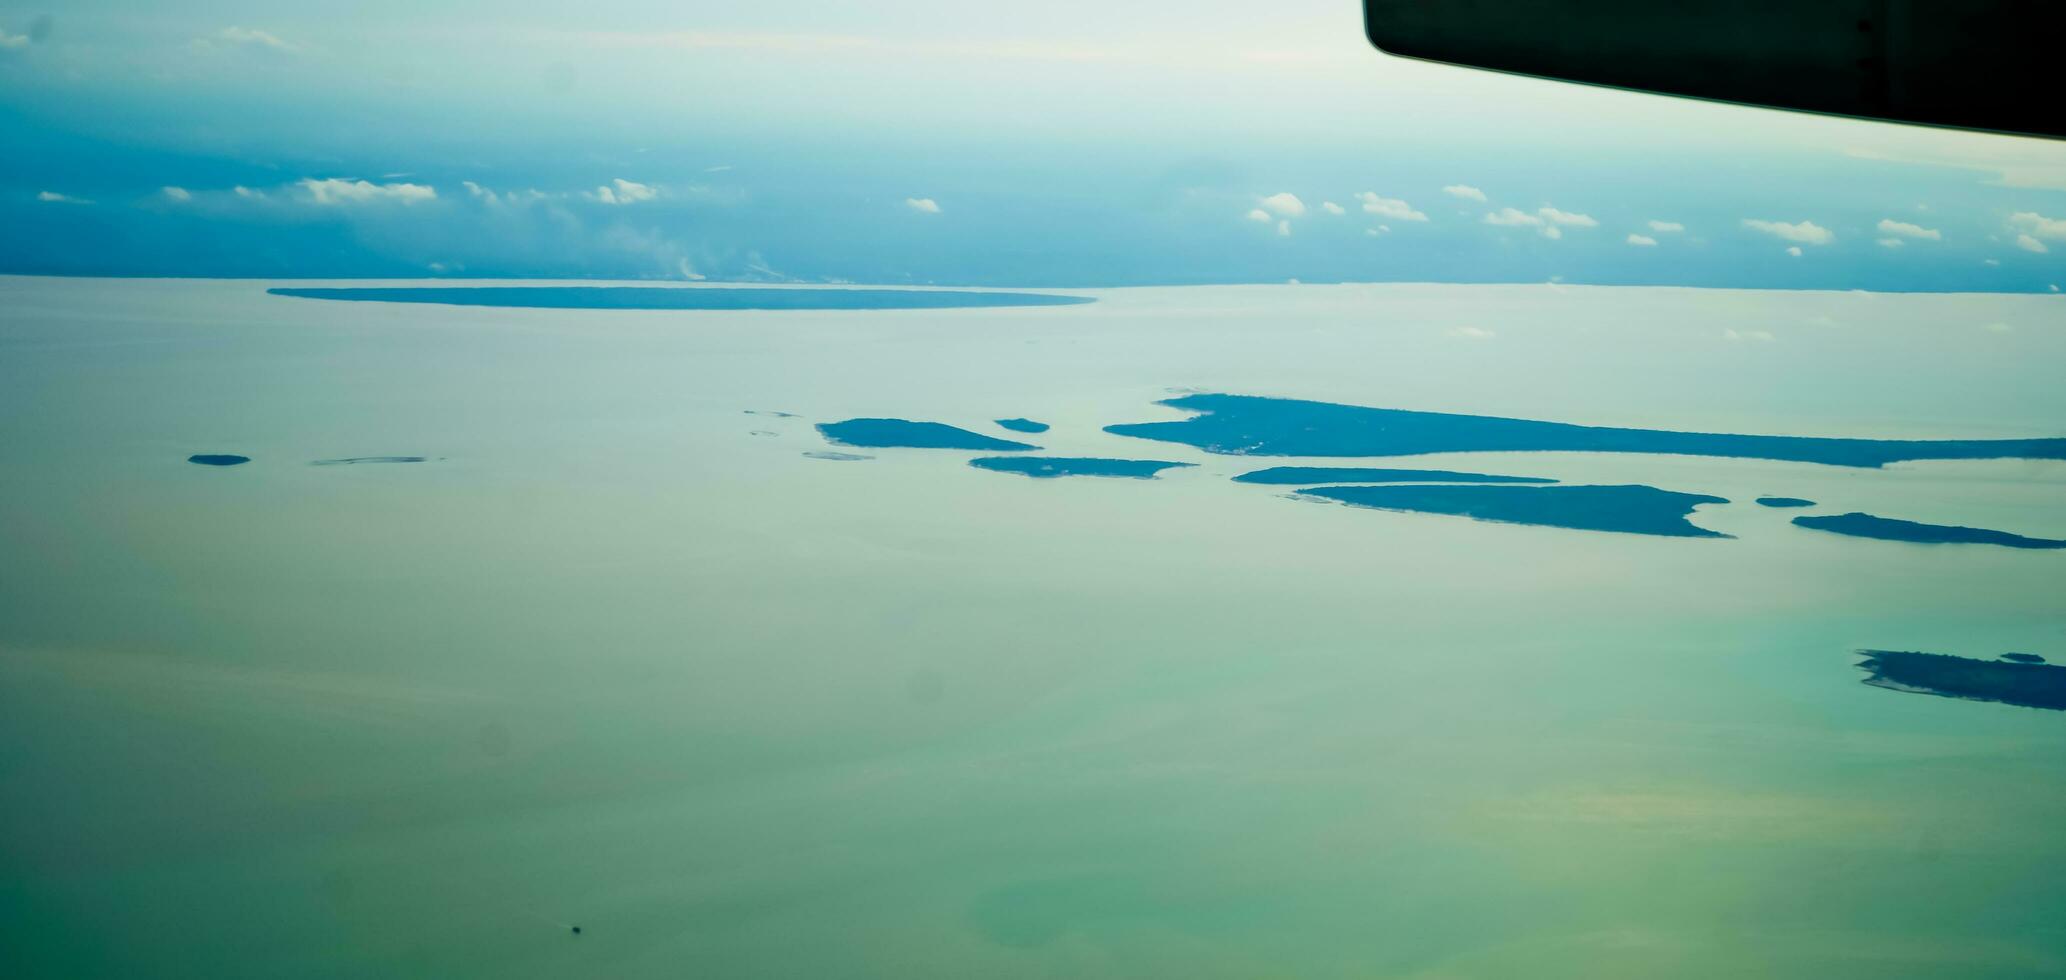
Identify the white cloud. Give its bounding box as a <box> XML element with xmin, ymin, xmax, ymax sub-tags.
<box><xmin>162</xmin><ymin>186</ymin><xmax>192</xmax><ymax>202</ymax></box>
<box><xmin>1626</xmin><ymin>233</ymin><xmax>1657</xmax><ymax>247</ymax></box>
<box><xmin>1485</xmin><ymin>207</ymin><xmax>1587</xmax><ymax>238</ymax></box>
<box><xmin>904</xmin><ymin>197</ymin><xmax>941</xmax><ymax>213</ymax></box>
<box><xmin>1276</xmin><ymin>219</ymin><xmax>1291</xmax><ymax>237</ymax></box>
<box><xmin>1984</xmin><ymin>258</ymin><xmax>2001</xmax><ymax>266</ymax></box>
<box><xmin>1787</xmin><ymin>246</ymin><xmax>1804</xmax><ymax>257</ymax></box>
<box><xmin>36</xmin><ymin>190</ymin><xmax>89</xmax><ymax>204</ymax></box>
<box><xmin>1647</xmin><ymin>220</ymin><xmax>1684</xmax><ymax>233</ymax></box>
<box><xmin>1259</xmin><ymin>192</ymin><xmax>1305</xmax><ymax>217</ymax></box>
<box><xmin>1877</xmin><ymin>238</ymin><xmax>1903</xmax><ymax>248</ymax></box>
<box><xmin>214</xmin><ymin>26</ymin><xmax>300</xmax><ymax>53</ymax></box>
<box><xmin>1876</xmin><ymin>218</ymin><xmax>1940</xmax><ymax>241</ymax></box>
<box><xmin>1724</xmin><ymin>329</ymin><xmax>1776</xmax><ymax>342</ymax></box>
<box><xmin>592</xmin><ymin>178</ymin><xmax>658</xmax><ymax>205</ymax></box>
<box><xmin>1743</xmin><ymin>219</ymin><xmax>1834</xmax><ymax>245</ymax></box>
<box><xmin>1442</xmin><ymin>184</ymin><xmax>1487</xmax><ymax>202</ymax></box>
<box><xmin>1538</xmin><ymin>207</ymin><xmax>1596</xmax><ymax>227</ymax></box>
<box><xmin>461</xmin><ymin>182</ymin><xmax>549</xmax><ymax>207</ymax></box>
<box><xmin>299</xmin><ymin>178</ymin><xmax>436</xmax><ymax>206</ymax></box>
<box><xmin>1321</xmin><ymin>201</ymin><xmax>1345</xmax><ymax>216</ymax></box>
<box><xmin>233</xmin><ymin>185</ymin><xmax>264</xmax><ymax>199</ymax></box>
<box><xmin>2008</xmin><ymin>212</ymin><xmax>2066</xmax><ymax>242</ymax></box>
<box><xmin>2052</xmin><ymin>284</ymin><xmax>2061</xmax><ymax>292</ymax></box>
<box><xmin>1983</xmin><ymin>322</ymin><xmax>2014</xmax><ymax>333</ymax></box>
<box><xmin>2016</xmin><ymin>234</ymin><xmax>2049</xmax><ymax>254</ymax></box>
<box><xmin>1357</xmin><ymin>192</ymin><xmax>1426</xmax><ymax>221</ymax></box>
<box><xmin>1246</xmin><ymin>209</ymin><xmax>1272</xmax><ymax>223</ymax></box>
<box><xmin>464</xmin><ymin>181</ymin><xmax>523</xmax><ymax>206</ymax></box>
<box><xmin>0</xmin><ymin>29</ymin><xmax>28</xmax><ymax>50</ymax></box>
<box><xmin>1448</xmin><ymin>326</ymin><xmax>1495</xmax><ymax>339</ymax></box>
<box><xmin>1483</xmin><ymin>207</ymin><xmax>1542</xmax><ymax>227</ymax></box>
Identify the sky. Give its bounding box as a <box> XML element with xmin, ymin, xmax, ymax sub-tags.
<box><xmin>3</xmin><ymin>0</ymin><xmax>2066</xmax><ymax>290</ymax></box>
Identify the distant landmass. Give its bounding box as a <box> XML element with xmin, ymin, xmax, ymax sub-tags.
<box><xmin>818</xmin><ymin>419</ymin><xmax>1037</xmax><ymax>451</ymax></box>
<box><xmin>1234</xmin><ymin>466</ymin><xmax>1554</xmax><ymax>485</ymax></box>
<box><xmin>1106</xmin><ymin>394</ymin><xmax>2066</xmax><ymax>468</ymax></box>
<box><xmin>995</xmin><ymin>418</ymin><xmax>1051</xmax><ymax>433</ymax></box>
<box><xmin>188</xmin><ymin>454</ymin><xmax>250</xmax><ymax>466</ymax></box>
<box><xmin>268</xmin><ymin>286</ymin><xmax>1093</xmax><ymax>311</ymax></box>
<box><xmin>1755</xmin><ymin>496</ymin><xmax>1816</xmax><ymax>508</ymax></box>
<box><xmin>969</xmin><ymin>457</ymin><xmax>1193</xmax><ymax>479</ymax></box>
<box><xmin>1794</xmin><ymin>512</ymin><xmax>2066</xmax><ymax>549</ymax></box>
<box><xmin>1296</xmin><ymin>483</ymin><xmax>1729</xmax><ymax>538</ymax></box>
<box><xmin>1858</xmin><ymin>649</ymin><xmax>2066</xmax><ymax>711</ymax></box>
<box><xmin>311</xmin><ymin>456</ymin><xmax>429</xmax><ymax>465</ymax></box>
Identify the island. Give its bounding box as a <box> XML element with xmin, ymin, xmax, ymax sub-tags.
<box><xmin>817</xmin><ymin>419</ymin><xmax>1037</xmax><ymax>451</ymax></box>
<box><xmin>803</xmin><ymin>451</ymin><xmax>873</xmax><ymax>462</ymax></box>
<box><xmin>1296</xmin><ymin>483</ymin><xmax>1730</xmax><ymax>538</ymax></box>
<box><xmin>187</xmin><ymin>454</ymin><xmax>251</xmax><ymax>466</ymax></box>
<box><xmin>1755</xmin><ymin>496</ymin><xmax>1816</xmax><ymax>508</ymax></box>
<box><xmin>1234</xmin><ymin>466</ymin><xmax>1554</xmax><ymax>485</ymax></box>
<box><xmin>995</xmin><ymin>418</ymin><xmax>1051</xmax><ymax>434</ymax></box>
<box><xmin>969</xmin><ymin>457</ymin><xmax>1194</xmax><ymax>479</ymax></box>
<box><xmin>1857</xmin><ymin>649</ymin><xmax>2066</xmax><ymax>711</ymax></box>
<box><xmin>311</xmin><ymin>456</ymin><xmax>429</xmax><ymax>465</ymax></box>
<box><xmin>1104</xmin><ymin>393</ymin><xmax>2066</xmax><ymax>467</ymax></box>
<box><xmin>2001</xmin><ymin>653</ymin><xmax>2047</xmax><ymax>664</ymax></box>
<box><xmin>268</xmin><ymin>286</ymin><xmax>1093</xmax><ymax>311</ymax></box>
<box><xmin>1793</xmin><ymin>512</ymin><xmax>2066</xmax><ymax>549</ymax></box>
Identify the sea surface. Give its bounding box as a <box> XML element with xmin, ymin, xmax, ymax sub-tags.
<box><xmin>3</xmin><ymin>276</ymin><xmax>2064</xmax><ymax>979</ymax></box>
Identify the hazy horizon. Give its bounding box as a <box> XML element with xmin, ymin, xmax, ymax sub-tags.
<box><xmin>5</xmin><ymin>1</ymin><xmax>2066</xmax><ymax>291</ymax></box>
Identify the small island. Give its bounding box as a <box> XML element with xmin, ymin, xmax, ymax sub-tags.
<box><xmin>969</xmin><ymin>457</ymin><xmax>1193</xmax><ymax>480</ymax></box>
<box><xmin>1104</xmin><ymin>393</ymin><xmax>2066</xmax><ymax>467</ymax></box>
<box><xmin>1755</xmin><ymin>496</ymin><xmax>1816</xmax><ymax>508</ymax></box>
<box><xmin>817</xmin><ymin>419</ymin><xmax>1037</xmax><ymax>451</ymax></box>
<box><xmin>268</xmin><ymin>286</ymin><xmax>1094</xmax><ymax>311</ymax></box>
<box><xmin>188</xmin><ymin>454</ymin><xmax>251</xmax><ymax>466</ymax></box>
<box><xmin>1793</xmin><ymin>512</ymin><xmax>2066</xmax><ymax>549</ymax></box>
<box><xmin>1295</xmin><ymin>483</ymin><xmax>1729</xmax><ymax>538</ymax></box>
<box><xmin>995</xmin><ymin>418</ymin><xmax>1051</xmax><ymax>434</ymax></box>
<box><xmin>1234</xmin><ymin>466</ymin><xmax>1553</xmax><ymax>485</ymax></box>
<box><xmin>2001</xmin><ymin>653</ymin><xmax>2047</xmax><ymax>664</ymax></box>
<box><xmin>1857</xmin><ymin>649</ymin><xmax>2066</xmax><ymax>711</ymax></box>
<box><xmin>803</xmin><ymin>451</ymin><xmax>872</xmax><ymax>461</ymax></box>
<box><xmin>311</xmin><ymin>456</ymin><xmax>429</xmax><ymax>465</ymax></box>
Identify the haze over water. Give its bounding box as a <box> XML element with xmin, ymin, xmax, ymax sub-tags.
<box><xmin>3</xmin><ymin>276</ymin><xmax>2065</xmax><ymax>978</ymax></box>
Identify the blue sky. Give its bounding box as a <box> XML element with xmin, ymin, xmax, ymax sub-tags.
<box><xmin>4</xmin><ymin>0</ymin><xmax>2065</xmax><ymax>290</ymax></box>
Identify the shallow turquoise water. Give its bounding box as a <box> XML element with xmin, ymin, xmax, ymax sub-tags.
<box><xmin>2</xmin><ymin>277</ymin><xmax>2063</xmax><ymax>978</ymax></box>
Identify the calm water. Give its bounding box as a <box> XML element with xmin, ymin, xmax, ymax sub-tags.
<box><xmin>3</xmin><ymin>276</ymin><xmax>2064</xmax><ymax>979</ymax></box>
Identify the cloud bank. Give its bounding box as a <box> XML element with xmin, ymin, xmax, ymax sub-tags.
<box><xmin>1743</xmin><ymin>219</ymin><xmax>1834</xmax><ymax>245</ymax></box>
<box><xmin>300</xmin><ymin>178</ymin><xmax>436</xmax><ymax>206</ymax></box>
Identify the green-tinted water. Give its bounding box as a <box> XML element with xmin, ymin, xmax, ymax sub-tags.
<box><xmin>3</xmin><ymin>277</ymin><xmax>2063</xmax><ymax>978</ymax></box>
